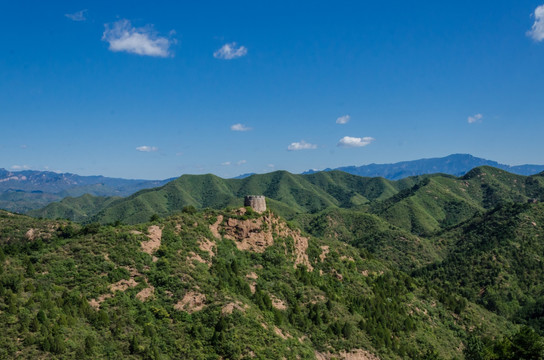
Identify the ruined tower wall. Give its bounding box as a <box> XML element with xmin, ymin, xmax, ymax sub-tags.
<box><xmin>244</xmin><ymin>195</ymin><xmax>266</xmax><ymax>213</ymax></box>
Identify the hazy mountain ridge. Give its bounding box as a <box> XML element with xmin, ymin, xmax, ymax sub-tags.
<box><xmin>0</xmin><ymin>168</ymin><xmax>172</xmax><ymax>213</ymax></box>
<box><xmin>302</xmin><ymin>154</ymin><xmax>544</xmax><ymax>180</ymax></box>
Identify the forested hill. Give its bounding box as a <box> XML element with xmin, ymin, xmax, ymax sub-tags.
<box><xmin>2</xmin><ymin>205</ymin><xmax>544</xmax><ymax>359</ymax></box>
<box><xmin>30</xmin><ymin>166</ymin><xmax>544</xmax><ymax>228</ymax></box>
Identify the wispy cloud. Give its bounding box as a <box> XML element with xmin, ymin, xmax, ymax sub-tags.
<box><xmin>230</xmin><ymin>123</ymin><xmax>251</xmax><ymax>131</ymax></box>
<box><xmin>214</xmin><ymin>42</ymin><xmax>248</xmax><ymax>60</ymax></box>
<box><xmin>11</xmin><ymin>165</ymin><xmax>30</xmax><ymax>171</ymax></box>
<box><xmin>467</xmin><ymin>113</ymin><xmax>483</xmax><ymax>124</ymax></box>
<box><xmin>102</xmin><ymin>19</ymin><xmax>175</xmax><ymax>57</ymax></box>
<box><xmin>20</xmin><ymin>144</ymin><xmax>28</xmax><ymax>149</ymax></box>
<box><xmin>287</xmin><ymin>140</ymin><xmax>317</xmax><ymax>151</ymax></box>
<box><xmin>337</xmin><ymin>136</ymin><xmax>375</xmax><ymax>148</ymax></box>
<box><xmin>65</xmin><ymin>9</ymin><xmax>87</xmax><ymax>22</ymax></box>
<box><xmin>336</xmin><ymin>115</ymin><xmax>350</xmax><ymax>124</ymax></box>
<box><xmin>267</xmin><ymin>164</ymin><xmax>275</xmax><ymax>168</ymax></box>
<box><xmin>528</xmin><ymin>5</ymin><xmax>544</xmax><ymax>41</ymax></box>
<box><xmin>221</xmin><ymin>160</ymin><xmax>247</xmax><ymax>166</ymax></box>
<box><xmin>136</xmin><ymin>145</ymin><xmax>158</xmax><ymax>152</ymax></box>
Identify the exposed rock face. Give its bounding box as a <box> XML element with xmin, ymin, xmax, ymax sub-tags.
<box><xmin>175</xmin><ymin>291</ymin><xmax>206</xmax><ymax>313</ymax></box>
<box><xmin>244</xmin><ymin>195</ymin><xmax>266</xmax><ymax>213</ymax></box>
<box><xmin>224</xmin><ymin>216</ymin><xmax>274</xmax><ymax>253</ymax></box>
<box><xmin>141</xmin><ymin>225</ymin><xmax>162</xmax><ymax>256</ymax></box>
<box><xmin>212</xmin><ymin>209</ymin><xmax>314</xmax><ymax>270</ymax></box>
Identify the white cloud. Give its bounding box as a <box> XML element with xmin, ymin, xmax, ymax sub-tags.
<box><xmin>467</xmin><ymin>113</ymin><xmax>483</xmax><ymax>124</ymax></box>
<box><xmin>65</xmin><ymin>9</ymin><xmax>87</xmax><ymax>21</ymax></box>
<box><xmin>136</xmin><ymin>145</ymin><xmax>158</xmax><ymax>152</ymax></box>
<box><xmin>20</xmin><ymin>144</ymin><xmax>28</xmax><ymax>149</ymax></box>
<box><xmin>287</xmin><ymin>140</ymin><xmax>317</xmax><ymax>151</ymax></box>
<box><xmin>336</xmin><ymin>115</ymin><xmax>350</xmax><ymax>124</ymax></box>
<box><xmin>214</xmin><ymin>42</ymin><xmax>248</xmax><ymax>60</ymax></box>
<box><xmin>221</xmin><ymin>160</ymin><xmax>246</xmax><ymax>166</ymax></box>
<box><xmin>102</xmin><ymin>19</ymin><xmax>174</xmax><ymax>57</ymax></box>
<box><xmin>267</xmin><ymin>164</ymin><xmax>275</xmax><ymax>168</ymax></box>
<box><xmin>230</xmin><ymin>123</ymin><xmax>251</xmax><ymax>131</ymax></box>
<box><xmin>11</xmin><ymin>165</ymin><xmax>30</xmax><ymax>170</ymax></box>
<box><xmin>337</xmin><ymin>136</ymin><xmax>375</xmax><ymax>148</ymax></box>
<box><xmin>528</xmin><ymin>5</ymin><xmax>544</xmax><ymax>41</ymax></box>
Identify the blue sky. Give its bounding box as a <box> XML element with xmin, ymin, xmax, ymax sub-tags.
<box><xmin>1</xmin><ymin>1</ymin><xmax>543</xmax><ymax>179</ymax></box>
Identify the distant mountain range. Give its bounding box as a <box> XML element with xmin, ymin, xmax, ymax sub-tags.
<box><xmin>3</xmin><ymin>154</ymin><xmax>543</xmax><ymax>214</ymax></box>
<box><xmin>302</xmin><ymin>154</ymin><xmax>544</xmax><ymax>180</ymax></box>
<box><xmin>0</xmin><ymin>168</ymin><xmax>172</xmax><ymax>213</ymax></box>
<box><xmin>30</xmin><ymin>166</ymin><xmax>544</xmax><ymax>230</ymax></box>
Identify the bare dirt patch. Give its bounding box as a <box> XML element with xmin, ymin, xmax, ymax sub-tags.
<box><xmin>332</xmin><ymin>269</ymin><xmax>343</xmax><ymax>281</ymax></box>
<box><xmin>186</xmin><ymin>251</ymin><xmax>210</xmax><ymax>267</ymax></box>
<box><xmin>199</xmin><ymin>237</ymin><xmax>215</xmax><ymax>258</ymax></box>
<box><xmin>209</xmin><ymin>215</ymin><xmax>223</xmax><ymax>239</ymax></box>
<box><xmin>221</xmin><ymin>301</ymin><xmax>248</xmax><ymax>315</ymax></box>
<box><xmin>25</xmin><ymin>228</ymin><xmax>36</xmax><ymax>240</ymax></box>
<box><xmin>174</xmin><ymin>291</ymin><xmax>206</xmax><ymax>313</ymax></box>
<box><xmin>315</xmin><ymin>349</ymin><xmax>380</xmax><ymax>360</ymax></box>
<box><xmin>246</xmin><ymin>272</ymin><xmax>258</xmax><ymax>293</ymax></box>
<box><xmin>292</xmin><ymin>232</ymin><xmax>313</xmax><ymax>271</ymax></box>
<box><xmin>89</xmin><ymin>293</ymin><xmax>113</xmax><ymax>310</ymax></box>
<box><xmin>89</xmin><ymin>266</ymin><xmax>144</xmax><ymax>308</ymax></box>
<box><xmin>248</xmin><ymin>282</ymin><xmax>256</xmax><ymax>294</ymax></box>
<box><xmin>246</xmin><ymin>272</ymin><xmax>258</xmax><ymax>280</ymax></box>
<box><xmin>110</xmin><ymin>278</ymin><xmax>138</xmax><ymax>292</ymax></box>
<box><xmin>141</xmin><ymin>225</ymin><xmax>162</xmax><ymax>258</ymax></box>
<box><xmin>25</xmin><ymin>227</ymin><xmax>54</xmax><ymax>241</ymax></box>
<box><xmin>271</xmin><ymin>295</ymin><xmax>287</xmax><ymax>310</ymax></box>
<box><xmin>319</xmin><ymin>245</ymin><xmax>329</xmax><ymax>262</ymax></box>
<box><xmin>273</xmin><ymin>326</ymin><xmax>291</xmax><ymax>340</ymax></box>
<box><xmin>136</xmin><ymin>285</ymin><xmax>155</xmax><ymax>302</ymax></box>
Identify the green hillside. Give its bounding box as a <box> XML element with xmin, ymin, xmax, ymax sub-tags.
<box><xmin>295</xmin><ymin>208</ymin><xmax>442</xmax><ymax>272</ymax></box>
<box><xmin>29</xmin><ymin>167</ymin><xmax>544</xmax><ymax>243</ymax></box>
<box><xmin>26</xmin><ymin>194</ymin><xmax>120</xmax><ymax>223</ymax></box>
<box><xmin>1</xmin><ymin>207</ymin><xmax>535</xmax><ymax>359</ymax></box>
<box><xmin>71</xmin><ymin>171</ymin><xmax>409</xmax><ymax>225</ymax></box>
<box><xmin>415</xmin><ymin>202</ymin><xmax>544</xmax><ymax>331</ymax></box>
<box><xmin>0</xmin><ymin>191</ymin><xmax>61</xmax><ymax>214</ymax></box>
<box><xmin>372</xmin><ymin>167</ymin><xmax>544</xmax><ymax>235</ymax></box>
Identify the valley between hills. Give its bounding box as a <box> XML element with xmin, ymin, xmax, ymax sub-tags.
<box><xmin>1</xmin><ymin>163</ymin><xmax>544</xmax><ymax>359</ymax></box>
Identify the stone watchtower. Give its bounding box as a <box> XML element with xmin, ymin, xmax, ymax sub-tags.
<box><xmin>244</xmin><ymin>195</ymin><xmax>266</xmax><ymax>213</ymax></box>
